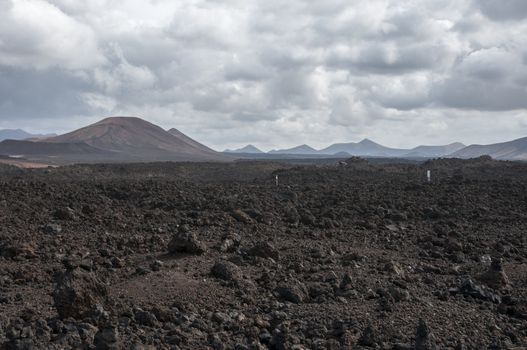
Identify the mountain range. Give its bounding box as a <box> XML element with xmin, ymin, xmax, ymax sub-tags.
<box><xmin>1</xmin><ymin>116</ymin><xmax>527</xmax><ymax>164</ymax></box>
<box><xmin>229</xmin><ymin>139</ymin><xmax>468</xmax><ymax>159</ymax></box>
<box><xmin>0</xmin><ymin>129</ymin><xmax>56</xmax><ymax>141</ymax></box>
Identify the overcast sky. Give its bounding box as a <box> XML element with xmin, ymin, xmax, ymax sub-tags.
<box><xmin>1</xmin><ymin>0</ymin><xmax>527</xmax><ymax>151</ymax></box>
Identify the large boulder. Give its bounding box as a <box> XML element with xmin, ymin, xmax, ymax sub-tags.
<box><xmin>248</xmin><ymin>242</ymin><xmax>280</xmax><ymax>260</ymax></box>
<box><xmin>53</xmin><ymin>267</ymin><xmax>108</xmax><ymax>319</ymax></box>
<box><xmin>477</xmin><ymin>258</ymin><xmax>509</xmax><ymax>290</ymax></box>
<box><xmin>168</xmin><ymin>231</ymin><xmax>206</xmax><ymax>255</ymax></box>
<box><xmin>94</xmin><ymin>325</ymin><xmax>120</xmax><ymax>349</ymax></box>
<box><xmin>275</xmin><ymin>280</ymin><xmax>308</xmax><ymax>304</ymax></box>
<box><xmin>450</xmin><ymin>279</ymin><xmax>502</xmax><ymax>304</ymax></box>
<box><xmin>211</xmin><ymin>260</ymin><xmax>243</xmax><ymax>284</ymax></box>
<box><xmin>0</xmin><ymin>241</ymin><xmax>37</xmax><ymax>259</ymax></box>
<box><xmin>415</xmin><ymin>319</ymin><xmax>437</xmax><ymax>350</ymax></box>
<box><xmin>358</xmin><ymin>324</ymin><xmax>377</xmax><ymax>347</ymax></box>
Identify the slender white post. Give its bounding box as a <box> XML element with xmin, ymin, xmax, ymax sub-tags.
<box><xmin>427</xmin><ymin>170</ymin><xmax>431</xmax><ymax>183</ymax></box>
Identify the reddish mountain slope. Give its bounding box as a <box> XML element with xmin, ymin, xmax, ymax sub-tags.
<box><xmin>45</xmin><ymin>117</ymin><xmax>226</xmax><ymax>161</ymax></box>
<box><xmin>167</xmin><ymin>128</ymin><xmax>214</xmax><ymax>153</ymax></box>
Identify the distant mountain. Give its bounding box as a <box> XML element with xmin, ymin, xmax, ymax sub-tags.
<box><xmin>38</xmin><ymin>116</ymin><xmax>228</xmax><ymax>162</ymax></box>
<box><xmin>318</xmin><ymin>139</ymin><xmax>408</xmax><ymax>157</ymax></box>
<box><xmin>403</xmin><ymin>142</ymin><xmax>466</xmax><ymax>158</ymax></box>
<box><xmin>0</xmin><ymin>129</ymin><xmax>56</xmax><ymax>141</ymax></box>
<box><xmin>269</xmin><ymin>144</ymin><xmax>318</xmax><ymax>155</ymax></box>
<box><xmin>450</xmin><ymin>137</ymin><xmax>527</xmax><ymax>160</ymax></box>
<box><xmin>225</xmin><ymin>145</ymin><xmax>263</xmax><ymax>154</ymax></box>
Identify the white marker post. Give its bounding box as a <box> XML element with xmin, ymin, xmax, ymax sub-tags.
<box><xmin>275</xmin><ymin>175</ymin><xmax>279</xmax><ymax>186</ymax></box>
<box><xmin>427</xmin><ymin>170</ymin><xmax>431</xmax><ymax>183</ymax></box>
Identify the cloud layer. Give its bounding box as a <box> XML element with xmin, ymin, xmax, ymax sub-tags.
<box><xmin>0</xmin><ymin>0</ymin><xmax>526</xmax><ymax>150</ymax></box>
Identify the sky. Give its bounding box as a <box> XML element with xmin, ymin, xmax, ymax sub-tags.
<box><xmin>1</xmin><ymin>0</ymin><xmax>527</xmax><ymax>151</ymax></box>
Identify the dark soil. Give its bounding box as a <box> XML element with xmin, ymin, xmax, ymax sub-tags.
<box><xmin>0</xmin><ymin>157</ymin><xmax>525</xmax><ymax>349</ymax></box>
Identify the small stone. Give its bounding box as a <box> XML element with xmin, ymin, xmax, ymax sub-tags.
<box><xmin>218</xmin><ymin>233</ymin><xmax>241</xmax><ymax>253</ymax></box>
<box><xmin>54</xmin><ymin>207</ymin><xmax>77</xmax><ymax>221</ymax></box>
<box><xmin>212</xmin><ymin>312</ymin><xmax>231</xmax><ymax>324</ymax></box>
<box><xmin>150</xmin><ymin>260</ymin><xmax>163</xmax><ymax>272</ymax></box>
<box><xmin>231</xmin><ymin>209</ymin><xmax>254</xmax><ymax>224</ymax></box>
<box><xmin>339</xmin><ymin>272</ymin><xmax>353</xmax><ymax>290</ymax></box>
<box><xmin>43</xmin><ymin>223</ymin><xmax>62</xmax><ymax>235</ymax></box>
<box><xmin>383</xmin><ymin>261</ymin><xmax>404</xmax><ymax>276</ymax></box>
<box><xmin>388</xmin><ymin>285</ymin><xmax>410</xmax><ymax>302</ymax></box>
<box><xmin>135</xmin><ymin>267</ymin><xmax>151</xmax><ymax>275</ymax></box>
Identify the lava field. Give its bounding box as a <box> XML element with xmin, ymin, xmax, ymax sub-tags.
<box><xmin>0</xmin><ymin>157</ymin><xmax>526</xmax><ymax>349</ymax></box>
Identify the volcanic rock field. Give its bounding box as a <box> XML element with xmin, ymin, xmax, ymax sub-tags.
<box><xmin>0</xmin><ymin>157</ymin><xmax>526</xmax><ymax>349</ymax></box>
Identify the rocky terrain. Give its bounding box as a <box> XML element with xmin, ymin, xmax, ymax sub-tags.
<box><xmin>0</xmin><ymin>157</ymin><xmax>526</xmax><ymax>349</ymax></box>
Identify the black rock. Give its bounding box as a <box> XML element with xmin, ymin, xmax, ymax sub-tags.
<box><xmin>94</xmin><ymin>326</ymin><xmax>119</xmax><ymax>350</ymax></box>
<box><xmin>275</xmin><ymin>281</ymin><xmax>307</xmax><ymax>304</ymax></box>
<box><xmin>358</xmin><ymin>324</ymin><xmax>377</xmax><ymax>346</ymax></box>
<box><xmin>43</xmin><ymin>223</ymin><xmax>62</xmax><ymax>235</ymax></box>
<box><xmin>248</xmin><ymin>242</ymin><xmax>280</xmax><ymax>260</ymax></box>
<box><xmin>53</xmin><ymin>268</ymin><xmax>108</xmax><ymax>319</ymax></box>
<box><xmin>168</xmin><ymin>231</ymin><xmax>206</xmax><ymax>255</ymax></box>
<box><xmin>415</xmin><ymin>319</ymin><xmax>437</xmax><ymax>350</ymax></box>
<box><xmin>54</xmin><ymin>207</ymin><xmax>77</xmax><ymax>221</ymax></box>
<box><xmin>450</xmin><ymin>279</ymin><xmax>502</xmax><ymax>304</ymax></box>
<box><xmin>211</xmin><ymin>261</ymin><xmax>243</xmax><ymax>285</ymax></box>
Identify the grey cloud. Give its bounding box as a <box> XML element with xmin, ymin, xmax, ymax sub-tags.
<box><xmin>224</xmin><ymin>57</ymin><xmax>273</xmax><ymax>82</ymax></box>
<box><xmin>375</xmin><ymin>93</ymin><xmax>431</xmax><ymax>111</ymax></box>
<box><xmin>475</xmin><ymin>0</ymin><xmax>527</xmax><ymax>21</ymax></box>
<box><xmin>267</xmin><ymin>69</ymin><xmax>328</xmax><ymax>109</ymax></box>
<box><xmin>328</xmin><ymin>97</ymin><xmax>377</xmax><ymax>127</ymax></box>
<box><xmin>432</xmin><ymin>77</ymin><xmax>527</xmax><ymax>111</ymax></box>
<box><xmin>0</xmin><ymin>68</ymin><xmax>95</xmax><ymax>119</ymax></box>
<box><xmin>327</xmin><ymin>41</ymin><xmax>456</xmax><ymax>74</ymax></box>
<box><xmin>230</xmin><ymin>111</ymin><xmax>277</xmax><ymax>122</ymax></box>
<box><xmin>431</xmin><ymin>48</ymin><xmax>527</xmax><ymax>111</ymax></box>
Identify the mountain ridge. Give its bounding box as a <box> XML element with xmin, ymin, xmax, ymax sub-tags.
<box><xmin>269</xmin><ymin>144</ymin><xmax>318</xmax><ymax>155</ymax></box>
<box><xmin>450</xmin><ymin>137</ymin><xmax>527</xmax><ymax>160</ymax></box>
<box><xmin>225</xmin><ymin>144</ymin><xmax>264</xmax><ymax>154</ymax></box>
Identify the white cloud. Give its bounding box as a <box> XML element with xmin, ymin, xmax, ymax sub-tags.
<box><xmin>0</xmin><ymin>0</ymin><xmax>104</xmax><ymax>69</ymax></box>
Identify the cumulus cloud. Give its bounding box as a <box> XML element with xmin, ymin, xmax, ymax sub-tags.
<box><xmin>0</xmin><ymin>0</ymin><xmax>104</xmax><ymax>70</ymax></box>
<box><xmin>0</xmin><ymin>0</ymin><xmax>526</xmax><ymax>149</ymax></box>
